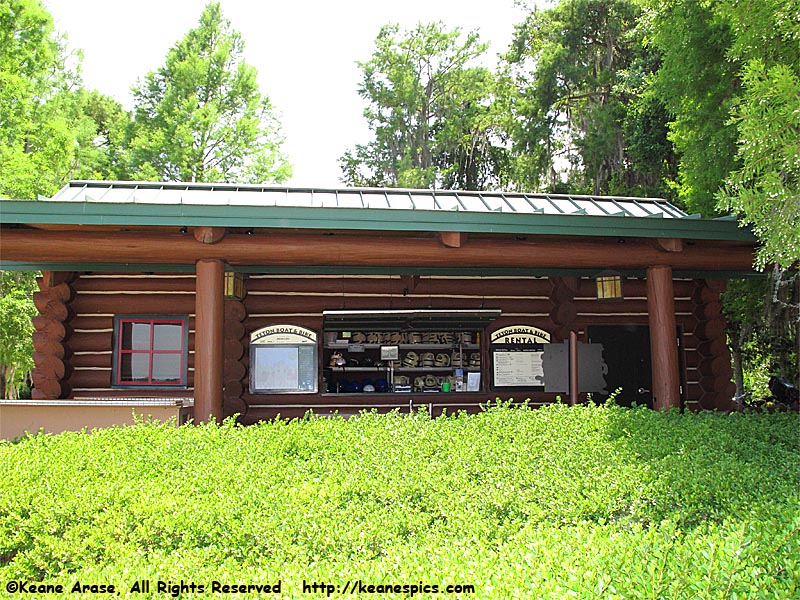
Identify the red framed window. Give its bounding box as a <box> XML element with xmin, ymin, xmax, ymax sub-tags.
<box><xmin>112</xmin><ymin>316</ymin><xmax>188</xmax><ymax>387</ymax></box>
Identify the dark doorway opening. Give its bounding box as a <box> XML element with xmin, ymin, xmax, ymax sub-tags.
<box><xmin>587</xmin><ymin>324</ymin><xmax>686</xmax><ymax>409</ymax></box>
<box><xmin>587</xmin><ymin>325</ymin><xmax>653</xmax><ymax>408</ymax></box>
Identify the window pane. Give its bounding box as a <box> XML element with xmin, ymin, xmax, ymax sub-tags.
<box><xmin>152</xmin><ymin>353</ymin><xmax>182</xmax><ymax>383</ymax></box>
<box><xmin>120</xmin><ymin>353</ymin><xmax>150</xmax><ymax>382</ymax></box>
<box><xmin>122</xmin><ymin>322</ymin><xmax>152</xmax><ymax>350</ymax></box>
<box><xmin>153</xmin><ymin>323</ymin><xmax>183</xmax><ymax>350</ymax></box>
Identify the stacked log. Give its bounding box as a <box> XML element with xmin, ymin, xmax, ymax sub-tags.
<box><xmin>31</xmin><ymin>273</ymin><xmax>74</xmax><ymax>399</ymax></box>
<box><xmin>549</xmin><ymin>276</ymin><xmax>579</xmax><ymax>341</ymax></box>
<box><xmin>692</xmin><ymin>279</ymin><xmax>735</xmax><ymax>410</ymax></box>
<box><xmin>223</xmin><ymin>297</ymin><xmax>248</xmax><ymax>419</ymax></box>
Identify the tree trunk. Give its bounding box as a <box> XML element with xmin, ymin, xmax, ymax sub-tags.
<box><xmin>0</xmin><ymin>364</ymin><xmax>16</xmax><ymax>400</ymax></box>
<box><xmin>7</xmin><ymin>366</ymin><xmax>18</xmax><ymax>400</ymax></box>
<box><xmin>796</xmin><ymin>274</ymin><xmax>799</xmax><ymax>392</ymax></box>
<box><xmin>732</xmin><ymin>348</ymin><xmax>745</xmax><ymax>398</ymax></box>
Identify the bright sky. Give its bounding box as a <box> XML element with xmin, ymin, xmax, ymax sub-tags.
<box><xmin>44</xmin><ymin>0</ymin><xmax>533</xmax><ymax>187</ymax></box>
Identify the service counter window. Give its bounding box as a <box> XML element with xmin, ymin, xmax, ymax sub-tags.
<box><xmin>322</xmin><ymin>330</ymin><xmax>483</xmax><ymax>394</ymax></box>
<box><xmin>320</xmin><ymin>310</ymin><xmax>502</xmax><ymax>395</ymax></box>
<box><xmin>112</xmin><ymin>316</ymin><xmax>188</xmax><ymax>387</ymax></box>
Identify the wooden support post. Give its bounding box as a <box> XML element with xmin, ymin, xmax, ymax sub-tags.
<box><xmin>647</xmin><ymin>265</ymin><xmax>680</xmax><ymax>411</ymax></box>
<box><xmin>569</xmin><ymin>329</ymin><xmax>579</xmax><ymax>405</ymax></box>
<box><xmin>194</xmin><ymin>259</ymin><xmax>224</xmax><ymax>423</ymax></box>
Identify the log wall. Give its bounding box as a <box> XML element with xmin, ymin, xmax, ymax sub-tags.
<box><xmin>67</xmin><ymin>274</ymin><xmax>197</xmax><ymax>399</ymax></box>
<box><xmin>31</xmin><ymin>273</ymin><xmax>76</xmax><ymax>399</ymax></box>
<box><xmin>61</xmin><ymin>272</ymin><xmax>728</xmax><ymax>419</ymax></box>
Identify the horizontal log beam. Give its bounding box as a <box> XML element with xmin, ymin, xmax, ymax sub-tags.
<box><xmin>71</xmin><ymin>294</ymin><xmax>196</xmax><ymax>315</ymax></box>
<box><xmin>67</xmin><ymin>369</ymin><xmax>195</xmax><ymax>389</ymax></box>
<box><xmin>240</xmin><ymin>294</ymin><xmax>695</xmax><ymax>315</ymax></box>
<box><xmin>242</xmin><ymin>276</ymin><xmax>696</xmax><ymax>298</ymax></box>
<box><xmin>241</xmin><ymin>312</ymin><xmax>696</xmax><ymax>333</ymax></box>
<box><xmin>68</xmin><ymin>331</ymin><xmax>195</xmax><ymax>353</ymax></box>
<box><xmin>69</xmin><ymin>390</ymin><xmax>192</xmax><ymax>400</ymax></box>
<box><xmin>71</xmin><ymin>315</ymin><xmax>197</xmax><ymax>330</ymax></box>
<box><xmin>71</xmin><ymin>353</ymin><xmax>197</xmax><ymax>369</ymax></box>
<box><xmin>73</xmin><ymin>277</ymin><xmax>196</xmax><ymax>293</ymax></box>
<box><xmin>1</xmin><ymin>229</ymin><xmax>756</xmax><ymax>271</ymax></box>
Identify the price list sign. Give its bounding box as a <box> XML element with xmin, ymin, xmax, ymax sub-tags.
<box><xmin>490</xmin><ymin>325</ymin><xmax>551</xmax><ymax>389</ymax></box>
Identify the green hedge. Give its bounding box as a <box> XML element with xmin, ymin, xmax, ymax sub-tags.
<box><xmin>1</xmin><ymin>403</ymin><xmax>798</xmax><ymax>598</ymax></box>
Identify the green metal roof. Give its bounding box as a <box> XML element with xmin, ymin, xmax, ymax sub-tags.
<box><xmin>0</xmin><ymin>180</ymin><xmax>756</xmax><ymax>242</ymax></box>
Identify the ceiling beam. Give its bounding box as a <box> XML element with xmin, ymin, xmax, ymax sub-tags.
<box><xmin>0</xmin><ymin>229</ymin><xmax>756</xmax><ymax>272</ymax></box>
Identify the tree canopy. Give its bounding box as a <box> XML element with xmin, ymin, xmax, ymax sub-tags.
<box><xmin>339</xmin><ymin>22</ymin><xmax>506</xmax><ymax>190</ymax></box>
<box><xmin>0</xmin><ymin>272</ymin><xmax>36</xmax><ymax>398</ymax></box>
<box><xmin>713</xmin><ymin>0</ymin><xmax>800</xmax><ymax>269</ymax></box>
<box><xmin>127</xmin><ymin>2</ymin><xmax>291</xmax><ymax>183</ymax></box>
<box><xmin>0</xmin><ymin>0</ymin><xmax>123</xmax><ymax>397</ymax></box>
<box><xmin>500</xmin><ymin>0</ymin><xmax>675</xmax><ymax>197</ymax></box>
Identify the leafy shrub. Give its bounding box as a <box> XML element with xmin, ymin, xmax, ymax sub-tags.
<box><xmin>0</xmin><ymin>404</ymin><xmax>798</xmax><ymax>598</ymax></box>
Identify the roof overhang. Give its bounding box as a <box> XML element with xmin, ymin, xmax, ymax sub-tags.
<box><xmin>0</xmin><ymin>181</ymin><xmax>761</xmax><ymax>277</ymax></box>
<box><xmin>0</xmin><ymin>180</ymin><xmax>758</xmax><ymax>242</ymax></box>
<box><xmin>1</xmin><ymin>201</ymin><xmax>755</xmax><ymax>241</ymax></box>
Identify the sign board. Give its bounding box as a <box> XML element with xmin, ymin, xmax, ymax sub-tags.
<box><xmin>250</xmin><ymin>325</ymin><xmax>317</xmax><ymax>345</ymax></box>
<box><xmin>466</xmin><ymin>371</ymin><xmax>481</xmax><ymax>392</ymax></box>
<box><xmin>380</xmin><ymin>346</ymin><xmax>399</xmax><ymax>360</ymax></box>
<box><xmin>490</xmin><ymin>325</ymin><xmax>550</xmax><ymax>389</ymax></box>
<box><xmin>542</xmin><ymin>341</ymin><xmax>609</xmax><ymax>394</ymax></box>
<box><xmin>250</xmin><ymin>325</ymin><xmax>318</xmax><ymax>394</ymax></box>
<box><xmin>493</xmin><ymin>350</ymin><xmax>544</xmax><ymax>387</ymax></box>
<box><xmin>490</xmin><ymin>325</ymin><xmax>551</xmax><ymax>344</ymax></box>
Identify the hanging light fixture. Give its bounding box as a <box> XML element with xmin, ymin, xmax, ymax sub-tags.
<box><xmin>224</xmin><ymin>271</ymin><xmax>245</xmax><ymax>300</ymax></box>
<box><xmin>595</xmin><ymin>271</ymin><xmax>624</xmax><ymax>301</ymax></box>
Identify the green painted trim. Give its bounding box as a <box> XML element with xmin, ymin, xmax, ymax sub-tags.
<box><xmin>0</xmin><ymin>262</ymin><xmax>197</xmax><ymax>273</ymax></box>
<box><xmin>0</xmin><ymin>261</ymin><xmax>763</xmax><ymax>279</ymax></box>
<box><xmin>1</xmin><ymin>199</ymin><xmax>757</xmax><ymax>241</ymax></box>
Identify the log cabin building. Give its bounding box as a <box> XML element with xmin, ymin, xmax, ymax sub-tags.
<box><xmin>0</xmin><ymin>180</ymin><xmax>759</xmax><ymax>436</ymax></box>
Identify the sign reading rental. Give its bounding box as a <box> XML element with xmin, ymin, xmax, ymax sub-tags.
<box><xmin>490</xmin><ymin>325</ymin><xmax>551</xmax><ymax>345</ymax></box>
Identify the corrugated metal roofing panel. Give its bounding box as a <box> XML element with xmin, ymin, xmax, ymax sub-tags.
<box><xmin>574</xmin><ymin>199</ymin><xmax>608</xmax><ymax>216</ymax></box>
<box><xmin>228</xmin><ymin>189</ymin><xmax>271</xmax><ymax>206</ymax></box>
<box><xmin>364</xmin><ymin>191</ymin><xmax>391</xmax><ymax>209</ymax></box>
<box><xmin>409</xmin><ymin>192</ymin><xmax>436</xmax><ymax>210</ymax></box>
<box><xmin>276</xmin><ymin>189</ymin><xmax>310</xmax><ymax>207</ymax></box>
<box><xmin>455</xmin><ymin>194</ymin><xmax>487</xmax><ymax>212</ymax></box>
<box><xmin>180</xmin><ymin>189</ymin><xmax>229</xmax><ymax>205</ymax></box>
<box><xmin>385</xmin><ymin>192</ymin><xmax>414</xmax><ymax>210</ymax></box>
<box><xmin>46</xmin><ymin>180</ymin><xmax>691</xmax><ymax>219</ymax></box>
